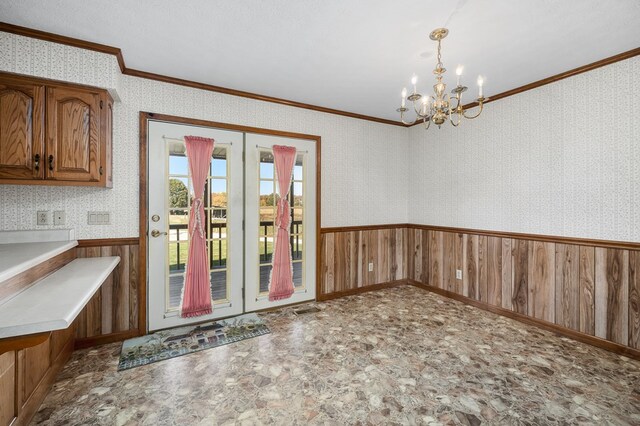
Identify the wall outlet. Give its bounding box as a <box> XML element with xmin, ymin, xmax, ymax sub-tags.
<box><xmin>37</xmin><ymin>211</ymin><xmax>51</xmax><ymax>225</ymax></box>
<box><xmin>53</xmin><ymin>210</ymin><xmax>66</xmax><ymax>225</ymax></box>
<box><xmin>368</xmin><ymin>262</ymin><xmax>374</xmax><ymax>272</ymax></box>
<box><xmin>456</xmin><ymin>269</ymin><xmax>463</xmax><ymax>280</ymax></box>
<box><xmin>88</xmin><ymin>211</ymin><xmax>111</xmax><ymax>225</ymax></box>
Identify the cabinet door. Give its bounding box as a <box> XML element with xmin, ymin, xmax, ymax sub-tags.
<box><xmin>46</xmin><ymin>86</ymin><xmax>101</xmax><ymax>182</ymax></box>
<box><xmin>0</xmin><ymin>80</ymin><xmax>45</xmax><ymax>179</ymax></box>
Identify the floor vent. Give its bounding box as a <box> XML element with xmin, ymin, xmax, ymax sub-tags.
<box><xmin>293</xmin><ymin>306</ymin><xmax>321</xmax><ymax>315</ymax></box>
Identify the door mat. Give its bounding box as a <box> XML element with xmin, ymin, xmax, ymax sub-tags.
<box><xmin>117</xmin><ymin>313</ymin><xmax>270</xmax><ymax>371</ymax></box>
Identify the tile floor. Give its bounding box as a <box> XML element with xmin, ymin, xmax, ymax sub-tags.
<box><xmin>34</xmin><ymin>286</ymin><xmax>640</xmax><ymax>425</ymax></box>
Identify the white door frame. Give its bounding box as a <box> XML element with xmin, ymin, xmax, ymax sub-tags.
<box><xmin>141</xmin><ymin>113</ymin><xmax>321</xmax><ymax>333</ymax></box>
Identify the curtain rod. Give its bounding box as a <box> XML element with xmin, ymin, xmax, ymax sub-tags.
<box><xmin>162</xmin><ymin>135</ymin><xmax>233</xmax><ymax>145</ymax></box>
<box><xmin>256</xmin><ymin>144</ymin><xmax>308</xmax><ymax>153</ymax></box>
<box><xmin>160</xmin><ymin>136</ymin><xmax>308</xmax><ymax>153</ymax></box>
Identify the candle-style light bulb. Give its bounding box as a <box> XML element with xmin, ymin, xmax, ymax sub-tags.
<box><xmin>477</xmin><ymin>76</ymin><xmax>484</xmax><ymax>98</ymax></box>
<box><xmin>401</xmin><ymin>87</ymin><xmax>407</xmax><ymax>107</ymax></box>
<box><xmin>421</xmin><ymin>96</ymin><xmax>429</xmax><ymax>114</ymax></box>
<box><xmin>411</xmin><ymin>74</ymin><xmax>417</xmax><ymax>93</ymax></box>
<box><xmin>456</xmin><ymin>65</ymin><xmax>463</xmax><ymax>87</ymax></box>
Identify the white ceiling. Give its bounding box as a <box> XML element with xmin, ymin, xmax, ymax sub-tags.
<box><xmin>2</xmin><ymin>0</ymin><xmax>639</xmax><ymax>122</ymax></box>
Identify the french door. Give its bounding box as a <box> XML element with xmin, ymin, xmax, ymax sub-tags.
<box><xmin>147</xmin><ymin>119</ymin><xmax>316</xmax><ymax>331</ymax></box>
<box><xmin>244</xmin><ymin>133</ymin><xmax>317</xmax><ymax>311</ymax></box>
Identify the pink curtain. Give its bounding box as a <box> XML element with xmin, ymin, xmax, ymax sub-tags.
<box><xmin>268</xmin><ymin>145</ymin><xmax>297</xmax><ymax>301</ymax></box>
<box><xmin>180</xmin><ymin>136</ymin><xmax>215</xmax><ymax>318</ymax></box>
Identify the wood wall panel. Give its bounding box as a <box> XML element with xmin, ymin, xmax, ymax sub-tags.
<box><xmin>333</xmin><ymin>232</ymin><xmax>347</xmax><ymax>292</ymax></box>
<box><xmin>319</xmin><ymin>228</ymin><xmax>406</xmax><ymax>298</ymax></box>
<box><xmin>321</xmin><ymin>233</ymin><xmax>334</xmax><ymax>294</ymax></box>
<box><xmin>429</xmin><ymin>231</ymin><xmax>444</xmax><ymax>288</ymax></box>
<box><xmin>579</xmin><ymin>246</ymin><xmax>596</xmax><ymax>335</ymax></box>
<box><xmin>463</xmin><ymin>234</ymin><xmax>479</xmax><ymax>299</ymax></box>
<box><xmin>420</xmin><ymin>230</ymin><xmax>430</xmax><ymax>284</ymax></box>
<box><xmin>377</xmin><ymin>230</ymin><xmax>390</xmax><ymax>284</ymax></box>
<box><xmin>629</xmin><ymin>251</ymin><xmax>640</xmax><ymax>349</ymax></box>
<box><xmin>595</xmin><ymin>248</ymin><xmax>629</xmax><ymax>345</ymax></box>
<box><xmin>528</xmin><ymin>241</ymin><xmax>555</xmax><ymax>322</ymax></box>
<box><xmin>512</xmin><ymin>239</ymin><xmax>529</xmax><ymax>314</ymax></box>
<box><xmin>392</xmin><ymin>228</ymin><xmax>404</xmax><ymax>280</ymax></box>
<box><xmin>555</xmin><ymin>244</ymin><xmax>580</xmax><ymax>330</ymax></box>
<box><xmin>501</xmin><ymin>239</ymin><xmax>513</xmax><ymax>310</ymax></box>
<box><xmin>442</xmin><ymin>233</ymin><xmax>463</xmax><ymax>293</ymax></box>
<box><xmin>485</xmin><ymin>237</ymin><xmax>503</xmax><ymax>307</ymax></box>
<box><xmin>478</xmin><ymin>236</ymin><xmax>488</xmax><ymax>302</ymax></box>
<box><xmin>75</xmin><ymin>242</ymin><xmax>140</xmax><ymax>343</ymax></box>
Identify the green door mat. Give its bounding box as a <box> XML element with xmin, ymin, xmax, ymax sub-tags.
<box><xmin>118</xmin><ymin>313</ymin><xmax>270</xmax><ymax>371</ymax></box>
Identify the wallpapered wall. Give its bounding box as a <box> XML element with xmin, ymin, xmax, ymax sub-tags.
<box><xmin>0</xmin><ymin>31</ymin><xmax>410</xmax><ymax>239</ymax></box>
<box><xmin>1</xmin><ymin>31</ymin><xmax>638</xmax><ymax>243</ymax></box>
<box><xmin>408</xmin><ymin>56</ymin><xmax>640</xmax><ymax>242</ymax></box>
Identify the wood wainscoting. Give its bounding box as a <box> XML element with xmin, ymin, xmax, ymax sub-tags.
<box><xmin>319</xmin><ymin>225</ymin><xmax>407</xmax><ymax>300</ymax></box>
<box><xmin>74</xmin><ymin>238</ymin><xmax>141</xmax><ymax>348</ymax></box>
<box><xmin>405</xmin><ymin>225</ymin><xmax>640</xmax><ymax>358</ymax></box>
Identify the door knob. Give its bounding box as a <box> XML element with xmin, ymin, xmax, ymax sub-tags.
<box><xmin>151</xmin><ymin>229</ymin><xmax>167</xmax><ymax>238</ymax></box>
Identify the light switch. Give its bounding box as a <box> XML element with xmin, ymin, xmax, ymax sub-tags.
<box><xmin>88</xmin><ymin>211</ymin><xmax>111</xmax><ymax>225</ymax></box>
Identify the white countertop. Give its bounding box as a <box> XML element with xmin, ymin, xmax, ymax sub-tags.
<box><xmin>0</xmin><ymin>240</ymin><xmax>79</xmax><ymax>283</ymax></box>
<box><xmin>0</xmin><ymin>257</ymin><xmax>120</xmax><ymax>338</ymax></box>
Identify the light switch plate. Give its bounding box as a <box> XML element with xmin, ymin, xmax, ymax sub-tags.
<box><xmin>368</xmin><ymin>262</ymin><xmax>374</xmax><ymax>272</ymax></box>
<box><xmin>88</xmin><ymin>211</ymin><xmax>111</xmax><ymax>225</ymax></box>
<box><xmin>53</xmin><ymin>211</ymin><xmax>66</xmax><ymax>225</ymax></box>
<box><xmin>456</xmin><ymin>269</ymin><xmax>463</xmax><ymax>280</ymax></box>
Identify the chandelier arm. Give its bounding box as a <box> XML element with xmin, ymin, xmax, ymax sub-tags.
<box><xmin>446</xmin><ymin>93</ymin><xmax>461</xmax><ymax>127</ymax></box>
<box><xmin>399</xmin><ymin>109</ymin><xmax>418</xmax><ymax>125</ymax></box>
<box><xmin>462</xmin><ymin>100</ymin><xmax>484</xmax><ymax>120</ymax></box>
<box><xmin>449</xmin><ymin>109</ymin><xmax>462</xmax><ymax>127</ymax></box>
<box><xmin>412</xmin><ymin>99</ymin><xmax>430</xmax><ymax>119</ymax></box>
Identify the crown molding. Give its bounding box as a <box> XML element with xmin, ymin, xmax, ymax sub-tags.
<box><xmin>2</xmin><ymin>22</ymin><xmax>638</xmax><ymax>129</ymax></box>
<box><xmin>409</xmin><ymin>46</ymin><xmax>640</xmax><ymax>126</ymax></box>
<box><xmin>0</xmin><ymin>22</ymin><xmax>404</xmax><ymax>127</ymax></box>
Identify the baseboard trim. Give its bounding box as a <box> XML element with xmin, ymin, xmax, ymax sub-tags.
<box><xmin>406</xmin><ymin>279</ymin><xmax>640</xmax><ymax>360</ymax></box>
<box><xmin>74</xmin><ymin>329</ymin><xmax>140</xmax><ymax>349</ymax></box>
<box><xmin>317</xmin><ymin>280</ymin><xmax>406</xmax><ymax>301</ymax></box>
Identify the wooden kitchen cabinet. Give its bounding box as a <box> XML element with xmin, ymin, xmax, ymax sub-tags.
<box><xmin>0</xmin><ymin>71</ymin><xmax>113</xmax><ymax>188</ymax></box>
<box><xmin>0</xmin><ymin>77</ymin><xmax>45</xmax><ymax>180</ymax></box>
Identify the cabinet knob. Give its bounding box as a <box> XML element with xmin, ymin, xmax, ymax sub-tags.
<box><xmin>48</xmin><ymin>155</ymin><xmax>54</xmax><ymax>171</ymax></box>
<box><xmin>34</xmin><ymin>154</ymin><xmax>40</xmax><ymax>171</ymax></box>
<box><xmin>99</xmin><ymin>166</ymin><xmax>103</xmax><ymax>175</ymax></box>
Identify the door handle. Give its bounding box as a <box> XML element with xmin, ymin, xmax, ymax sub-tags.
<box><xmin>34</xmin><ymin>154</ymin><xmax>40</xmax><ymax>171</ymax></box>
<box><xmin>151</xmin><ymin>229</ymin><xmax>167</xmax><ymax>238</ymax></box>
<box><xmin>48</xmin><ymin>155</ymin><xmax>54</xmax><ymax>171</ymax></box>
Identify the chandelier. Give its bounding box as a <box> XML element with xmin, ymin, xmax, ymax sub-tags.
<box><xmin>397</xmin><ymin>28</ymin><xmax>485</xmax><ymax>128</ymax></box>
